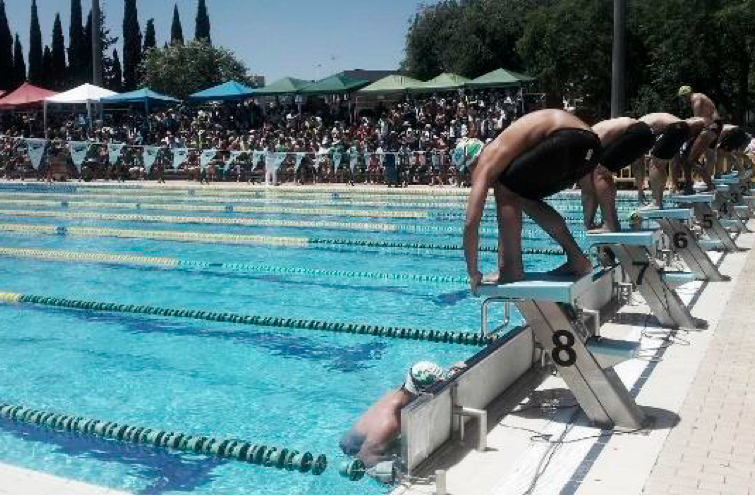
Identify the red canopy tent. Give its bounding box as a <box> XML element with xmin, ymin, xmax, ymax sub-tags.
<box><xmin>0</xmin><ymin>82</ymin><xmax>58</xmax><ymax>109</ymax></box>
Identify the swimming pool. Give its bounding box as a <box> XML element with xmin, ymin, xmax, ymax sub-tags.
<box><xmin>0</xmin><ymin>183</ymin><xmax>637</xmax><ymax>494</ymax></box>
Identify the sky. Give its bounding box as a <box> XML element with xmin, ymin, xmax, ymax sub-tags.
<box><xmin>4</xmin><ymin>0</ymin><xmax>431</xmax><ymax>83</ymax></box>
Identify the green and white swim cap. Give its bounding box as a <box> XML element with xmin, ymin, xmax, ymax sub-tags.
<box><xmin>452</xmin><ymin>138</ymin><xmax>484</xmax><ymax>171</ymax></box>
<box><xmin>404</xmin><ymin>361</ymin><xmax>448</xmax><ymax>395</ymax></box>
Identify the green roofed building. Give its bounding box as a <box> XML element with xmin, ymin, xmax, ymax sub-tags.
<box><xmin>299</xmin><ymin>73</ymin><xmax>371</xmax><ymax>95</ymax></box>
<box><xmin>254</xmin><ymin>77</ymin><xmax>312</xmax><ymax>97</ymax></box>
<box><xmin>466</xmin><ymin>68</ymin><xmax>535</xmax><ymax>89</ymax></box>
<box><xmin>358</xmin><ymin>75</ymin><xmax>423</xmax><ymax>95</ymax></box>
<box><xmin>410</xmin><ymin>73</ymin><xmax>471</xmax><ymax>93</ymax></box>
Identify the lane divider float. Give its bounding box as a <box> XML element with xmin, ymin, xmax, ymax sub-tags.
<box><xmin>0</xmin><ymin>223</ymin><xmax>567</xmax><ymax>255</ymax></box>
<box><xmin>0</xmin><ymin>292</ymin><xmax>493</xmax><ymax>346</ymax></box>
<box><xmin>0</xmin><ymin>247</ymin><xmax>469</xmax><ymax>284</ymax></box>
<box><xmin>0</xmin><ymin>401</ymin><xmax>327</xmax><ymax>475</ymax></box>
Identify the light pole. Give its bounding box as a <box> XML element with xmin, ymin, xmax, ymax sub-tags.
<box><xmin>92</xmin><ymin>0</ymin><xmax>103</xmax><ymax>86</ymax></box>
<box><xmin>611</xmin><ymin>0</ymin><xmax>626</xmax><ymax>118</ymax></box>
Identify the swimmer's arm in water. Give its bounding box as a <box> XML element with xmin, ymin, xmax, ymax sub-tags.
<box><xmin>356</xmin><ymin>420</ymin><xmax>400</xmax><ymax>468</ymax></box>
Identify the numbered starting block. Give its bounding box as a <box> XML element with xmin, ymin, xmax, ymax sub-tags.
<box><xmin>479</xmin><ymin>267</ymin><xmax>645</xmax><ymax>429</ymax></box>
<box><xmin>712</xmin><ymin>183</ymin><xmax>750</xmax><ymax>232</ymax></box>
<box><xmin>637</xmin><ymin>208</ymin><xmax>728</xmax><ymax>282</ymax></box>
<box><xmin>587</xmin><ymin>230</ymin><xmax>700</xmax><ymax>331</ymax></box>
<box><xmin>670</xmin><ymin>194</ymin><xmax>739</xmax><ymax>251</ymax></box>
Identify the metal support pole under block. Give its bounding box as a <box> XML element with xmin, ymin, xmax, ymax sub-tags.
<box><xmin>610</xmin><ymin>244</ymin><xmax>699</xmax><ymax>329</ymax></box>
<box><xmin>516</xmin><ymin>300</ymin><xmax>645</xmax><ymax>429</ymax></box>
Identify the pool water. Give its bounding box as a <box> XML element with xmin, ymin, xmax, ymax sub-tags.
<box><xmin>0</xmin><ymin>184</ymin><xmax>635</xmax><ymax>494</ymax></box>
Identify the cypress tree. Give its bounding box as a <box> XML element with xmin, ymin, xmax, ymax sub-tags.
<box><xmin>84</xmin><ymin>10</ymin><xmax>92</xmax><ymax>80</ymax></box>
<box><xmin>28</xmin><ymin>0</ymin><xmax>43</xmax><ymax>84</ymax></box>
<box><xmin>68</xmin><ymin>0</ymin><xmax>87</xmax><ymax>85</ymax></box>
<box><xmin>108</xmin><ymin>48</ymin><xmax>122</xmax><ymax>92</ymax></box>
<box><xmin>42</xmin><ymin>46</ymin><xmax>53</xmax><ymax>88</ymax></box>
<box><xmin>51</xmin><ymin>14</ymin><xmax>66</xmax><ymax>89</ymax></box>
<box><xmin>195</xmin><ymin>0</ymin><xmax>211</xmax><ymax>44</ymax></box>
<box><xmin>0</xmin><ymin>0</ymin><xmax>13</xmax><ymax>91</ymax></box>
<box><xmin>170</xmin><ymin>4</ymin><xmax>184</xmax><ymax>45</ymax></box>
<box><xmin>122</xmin><ymin>0</ymin><xmax>142</xmax><ymax>91</ymax></box>
<box><xmin>143</xmin><ymin>18</ymin><xmax>156</xmax><ymax>53</ymax></box>
<box><xmin>12</xmin><ymin>34</ymin><xmax>26</xmax><ymax>86</ymax></box>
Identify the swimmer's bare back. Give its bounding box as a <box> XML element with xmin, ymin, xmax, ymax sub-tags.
<box><xmin>640</xmin><ymin>113</ymin><xmax>682</xmax><ymax>134</ymax></box>
<box><xmin>473</xmin><ymin>109</ymin><xmax>593</xmax><ymax>181</ymax></box>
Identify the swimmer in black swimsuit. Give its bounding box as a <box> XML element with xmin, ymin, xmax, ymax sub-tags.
<box><xmin>639</xmin><ymin>114</ymin><xmax>705</xmax><ymax>208</ymax></box>
<box><xmin>463</xmin><ymin>109</ymin><xmax>600</xmax><ymax>291</ymax></box>
<box><xmin>579</xmin><ymin>118</ymin><xmax>654</xmax><ymax>231</ymax></box>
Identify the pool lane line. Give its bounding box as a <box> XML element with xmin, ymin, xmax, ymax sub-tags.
<box><xmin>0</xmin><ymin>402</ymin><xmax>328</xmax><ymax>475</ymax></box>
<box><xmin>0</xmin><ymin>209</ymin><xmax>587</xmax><ymax>239</ymax></box>
<box><xmin>0</xmin><ymin>223</ymin><xmax>567</xmax><ymax>255</ymax></box>
<box><xmin>0</xmin><ymin>199</ymin><xmax>430</xmax><ymax>219</ymax></box>
<box><xmin>0</xmin><ymin>292</ymin><xmax>493</xmax><ymax>346</ymax></box>
<box><xmin>0</xmin><ymin>246</ymin><xmax>470</xmax><ymax>284</ymax></box>
<box><xmin>0</xmin><ymin>199</ymin><xmax>590</xmax><ymax>223</ymax></box>
<box><xmin>0</xmin><ymin>192</ymin><xmax>642</xmax><ymax>210</ymax></box>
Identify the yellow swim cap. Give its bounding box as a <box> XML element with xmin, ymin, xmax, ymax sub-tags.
<box><xmin>678</xmin><ymin>86</ymin><xmax>692</xmax><ymax>97</ymax></box>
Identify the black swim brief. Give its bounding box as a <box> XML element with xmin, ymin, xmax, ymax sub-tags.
<box><xmin>498</xmin><ymin>128</ymin><xmax>602</xmax><ymax>201</ymax></box>
<box><xmin>651</xmin><ymin>121</ymin><xmax>690</xmax><ymax>160</ymax></box>
<box><xmin>718</xmin><ymin>127</ymin><xmax>750</xmax><ymax>152</ymax></box>
<box><xmin>600</xmin><ymin>122</ymin><xmax>655</xmax><ymax>172</ymax></box>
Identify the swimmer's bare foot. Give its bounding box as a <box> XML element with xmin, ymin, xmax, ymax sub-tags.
<box><xmin>547</xmin><ymin>258</ymin><xmax>593</xmax><ymax>278</ymax></box>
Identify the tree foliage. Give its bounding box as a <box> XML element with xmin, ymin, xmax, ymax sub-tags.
<box><xmin>108</xmin><ymin>48</ymin><xmax>122</xmax><ymax>92</ymax></box>
<box><xmin>41</xmin><ymin>45</ymin><xmax>52</xmax><ymax>88</ymax></box>
<box><xmin>67</xmin><ymin>0</ymin><xmax>88</xmax><ymax>86</ymax></box>
<box><xmin>122</xmin><ymin>0</ymin><xmax>142</xmax><ymax>91</ymax></box>
<box><xmin>12</xmin><ymin>34</ymin><xmax>25</xmax><ymax>86</ymax></box>
<box><xmin>143</xmin><ymin>18</ymin><xmax>156</xmax><ymax>53</ymax></box>
<box><xmin>195</xmin><ymin>0</ymin><xmax>211</xmax><ymax>45</ymax></box>
<box><xmin>0</xmin><ymin>0</ymin><xmax>14</xmax><ymax>91</ymax></box>
<box><xmin>51</xmin><ymin>14</ymin><xmax>67</xmax><ymax>89</ymax></box>
<box><xmin>170</xmin><ymin>4</ymin><xmax>184</xmax><ymax>45</ymax></box>
<box><xmin>404</xmin><ymin>0</ymin><xmax>755</xmax><ymax>123</ymax></box>
<box><xmin>27</xmin><ymin>0</ymin><xmax>43</xmax><ymax>85</ymax></box>
<box><xmin>140</xmin><ymin>40</ymin><xmax>251</xmax><ymax>99</ymax></box>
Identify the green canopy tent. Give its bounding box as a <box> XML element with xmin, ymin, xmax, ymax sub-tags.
<box><xmin>409</xmin><ymin>73</ymin><xmax>471</xmax><ymax>93</ymax></box>
<box><xmin>299</xmin><ymin>74</ymin><xmax>370</xmax><ymax>95</ymax></box>
<box><xmin>466</xmin><ymin>68</ymin><xmax>535</xmax><ymax>89</ymax></box>
<box><xmin>357</xmin><ymin>75</ymin><xmax>424</xmax><ymax>95</ymax></box>
<box><xmin>254</xmin><ymin>77</ymin><xmax>312</xmax><ymax>97</ymax></box>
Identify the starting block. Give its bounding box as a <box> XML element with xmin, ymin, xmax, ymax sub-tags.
<box><xmin>712</xmin><ymin>184</ymin><xmax>750</xmax><ymax>232</ymax></box>
<box><xmin>670</xmin><ymin>194</ymin><xmax>739</xmax><ymax>251</ymax></box>
<box><xmin>587</xmin><ymin>230</ymin><xmax>700</xmax><ymax>331</ymax></box>
<box><xmin>479</xmin><ymin>267</ymin><xmax>645</xmax><ymax>429</ymax></box>
<box><xmin>637</xmin><ymin>208</ymin><xmax>727</xmax><ymax>282</ymax></box>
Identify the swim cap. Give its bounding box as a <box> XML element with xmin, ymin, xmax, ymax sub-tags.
<box><xmin>404</xmin><ymin>361</ymin><xmax>447</xmax><ymax>395</ymax></box>
<box><xmin>678</xmin><ymin>86</ymin><xmax>692</xmax><ymax>97</ymax></box>
<box><xmin>452</xmin><ymin>138</ymin><xmax>484</xmax><ymax>171</ymax></box>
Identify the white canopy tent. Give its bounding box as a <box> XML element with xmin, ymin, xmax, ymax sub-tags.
<box><xmin>43</xmin><ymin>84</ymin><xmax>119</xmax><ymax>137</ymax></box>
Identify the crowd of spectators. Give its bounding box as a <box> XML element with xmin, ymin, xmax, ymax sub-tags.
<box><xmin>0</xmin><ymin>88</ymin><xmax>529</xmax><ymax>186</ymax></box>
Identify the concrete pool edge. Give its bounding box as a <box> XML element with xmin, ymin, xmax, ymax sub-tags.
<box><xmin>0</xmin><ymin>462</ymin><xmax>127</xmax><ymax>495</ymax></box>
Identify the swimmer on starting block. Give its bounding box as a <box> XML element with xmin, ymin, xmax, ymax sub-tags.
<box><xmin>639</xmin><ymin>113</ymin><xmax>705</xmax><ymax>209</ymax></box>
<box><xmin>339</xmin><ymin>361</ymin><xmax>464</xmax><ymax>470</ymax></box>
<box><xmin>579</xmin><ymin>117</ymin><xmax>655</xmax><ymax>232</ymax></box>
<box><xmin>717</xmin><ymin>125</ymin><xmax>753</xmax><ymax>175</ymax></box>
<box><xmin>462</xmin><ymin>109</ymin><xmax>601</xmax><ymax>292</ymax></box>
<box><xmin>678</xmin><ymin>86</ymin><xmax>721</xmax><ymax>193</ymax></box>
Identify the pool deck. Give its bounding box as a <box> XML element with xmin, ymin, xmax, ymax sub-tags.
<box><xmin>0</xmin><ymin>462</ymin><xmax>124</xmax><ymax>494</ymax></box>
